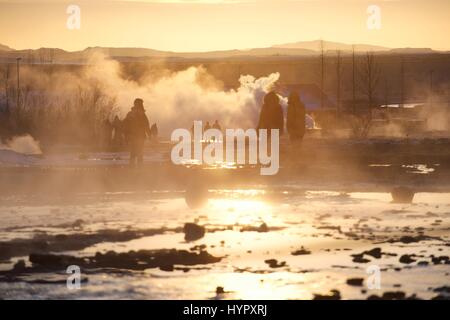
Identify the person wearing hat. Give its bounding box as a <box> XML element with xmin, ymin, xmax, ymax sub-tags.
<box><xmin>123</xmin><ymin>98</ymin><xmax>152</xmax><ymax>166</ymax></box>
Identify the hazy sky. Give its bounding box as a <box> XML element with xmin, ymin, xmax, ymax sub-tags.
<box><xmin>0</xmin><ymin>0</ymin><xmax>449</xmax><ymax>51</ymax></box>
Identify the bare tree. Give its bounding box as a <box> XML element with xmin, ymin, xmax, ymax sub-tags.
<box><xmin>27</xmin><ymin>50</ymin><xmax>35</xmax><ymax>64</ymax></box>
<box><xmin>49</xmin><ymin>48</ymin><xmax>55</xmax><ymax>64</ymax></box>
<box><xmin>358</xmin><ymin>51</ymin><xmax>381</xmax><ymax>117</ymax></box>
<box><xmin>16</xmin><ymin>58</ymin><xmax>21</xmax><ymax>116</ymax></box>
<box><xmin>1</xmin><ymin>64</ymin><xmax>10</xmax><ymax>115</ymax></box>
<box><xmin>429</xmin><ymin>69</ymin><xmax>434</xmax><ymax>108</ymax></box>
<box><xmin>350</xmin><ymin>52</ymin><xmax>381</xmax><ymax>138</ymax></box>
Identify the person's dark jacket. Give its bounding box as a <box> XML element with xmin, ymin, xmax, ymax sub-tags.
<box><xmin>258</xmin><ymin>91</ymin><xmax>284</xmax><ymax>135</ymax></box>
<box><xmin>286</xmin><ymin>92</ymin><xmax>306</xmax><ymax>140</ymax></box>
<box><xmin>123</xmin><ymin>106</ymin><xmax>151</xmax><ymax>141</ymax></box>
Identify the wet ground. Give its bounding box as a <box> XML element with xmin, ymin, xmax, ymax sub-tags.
<box><xmin>0</xmin><ymin>138</ymin><xmax>449</xmax><ymax>299</ymax></box>
<box><xmin>0</xmin><ymin>188</ymin><xmax>449</xmax><ymax>300</ymax></box>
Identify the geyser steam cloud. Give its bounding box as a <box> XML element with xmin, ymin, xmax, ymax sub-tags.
<box><xmin>35</xmin><ymin>53</ymin><xmax>281</xmax><ymax>136</ymax></box>
<box><xmin>89</xmin><ymin>54</ymin><xmax>280</xmax><ymax>135</ymax></box>
<box><xmin>0</xmin><ymin>135</ymin><xmax>42</xmax><ymax>155</ymax></box>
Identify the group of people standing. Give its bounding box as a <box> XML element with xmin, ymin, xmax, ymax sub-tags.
<box><xmin>116</xmin><ymin>91</ymin><xmax>307</xmax><ymax>166</ymax></box>
<box><xmin>190</xmin><ymin>120</ymin><xmax>222</xmax><ymax>134</ymax></box>
<box><xmin>102</xmin><ymin>98</ymin><xmax>156</xmax><ymax>166</ymax></box>
<box><xmin>258</xmin><ymin>91</ymin><xmax>306</xmax><ymax>141</ymax></box>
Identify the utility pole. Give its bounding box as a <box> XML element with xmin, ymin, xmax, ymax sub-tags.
<box><xmin>429</xmin><ymin>70</ymin><xmax>434</xmax><ymax>109</ymax></box>
<box><xmin>400</xmin><ymin>56</ymin><xmax>405</xmax><ymax>109</ymax></box>
<box><xmin>320</xmin><ymin>40</ymin><xmax>325</xmax><ymax>109</ymax></box>
<box><xmin>335</xmin><ymin>50</ymin><xmax>342</xmax><ymax>116</ymax></box>
<box><xmin>384</xmin><ymin>76</ymin><xmax>389</xmax><ymax>107</ymax></box>
<box><xmin>352</xmin><ymin>45</ymin><xmax>356</xmax><ymax>114</ymax></box>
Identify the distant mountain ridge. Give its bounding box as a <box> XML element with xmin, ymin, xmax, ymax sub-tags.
<box><xmin>0</xmin><ymin>40</ymin><xmax>443</xmax><ymax>62</ymax></box>
<box><xmin>0</xmin><ymin>44</ymin><xmax>13</xmax><ymax>51</ymax></box>
<box><xmin>272</xmin><ymin>40</ymin><xmax>389</xmax><ymax>52</ymax></box>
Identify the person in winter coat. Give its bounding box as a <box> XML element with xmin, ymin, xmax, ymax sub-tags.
<box><xmin>123</xmin><ymin>98</ymin><xmax>151</xmax><ymax>166</ymax></box>
<box><xmin>286</xmin><ymin>92</ymin><xmax>306</xmax><ymax>141</ymax></box>
<box><xmin>257</xmin><ymin>91</ymin><xmax>284</xmax><ymax>136</ymax></box>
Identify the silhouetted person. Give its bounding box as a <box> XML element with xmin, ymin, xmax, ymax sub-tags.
<box><xmin>123</xmin><ymin>98</ymin><xmax>151</xmax><ymax>166</ymax></box>
<box><xmin>258</xmin><ymin>91</ymin><xmax>284</xmax><ymax>135</ymax></box>
<box><xmin>112</xmin><ymin>116</ymin><xmax>124</xmax><ymax>147</ymax></box>
<box><xmin>150</xmin><ymin>123</ymin><xmax>158</xmax><ymax>140</ymax></box>
<box><xmin>102</xmin><ymin>119</ymin><xmax>113</xmax><ymax>148</ymax></box>
<box><xmin>287</xmin><ymin>92</ymin><xmax>306</xmax><ymax>141</ymax></box>
<box><xmin>212</xmin><ymin>120</ymin><xmax>222</xmax><ymax>131</ymax></box>
<box><xmin>0</xmin><ymin>109</ymin><xmax>12</xmax><ymax>140</ymax></box>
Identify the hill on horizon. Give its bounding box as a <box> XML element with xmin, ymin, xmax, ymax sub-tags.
<box><xmin>272</xmin><ymin>40</ymin><xmax>389</xmax><ymax>52</ymax></box>
<box><xmin>0</xmin><ymin>43</ymin><xmax>13</xmax><ymax>51</ymax></box>
<box><xmin>0</xmin><ymin>40</ymin><xmax>443</xmax><ymax>62</ymax></box>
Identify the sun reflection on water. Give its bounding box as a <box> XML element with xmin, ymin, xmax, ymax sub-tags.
<box><xmin>206</xmin><ymin>198</ymin><xmax>276</xmax><ymax>226</ymax></box>
<box><xmin>207</xmin><ymin>272</ymin><xmax>315</xmax><ymax>300</ymax></box>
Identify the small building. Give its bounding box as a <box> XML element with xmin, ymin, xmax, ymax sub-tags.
<box><xmin>276</xmin><ymin>83</ymin><xmax>336</xmax><ymax>111</ymax></box>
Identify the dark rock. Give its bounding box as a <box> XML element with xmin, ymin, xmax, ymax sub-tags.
<box><xmin>28</xmin><ymin>277</ymin><xmax>89</xmax><ymax>285</ymax></box>
<box><xmin>431</xmin><ymin>255</ymin><xmax>449</xmax><ymax>265</ymax></box>
<box><xmin>432</xmin><ymin>295</ymin><xmax>450</xmax><ymax>300</ymax></box>
<box><xmin>364</xmin><ymin>247</ymin><xmax>382</xmax><ymax>259</ymax></box>
<box><xmin>291</xmin><ymin>247</ymin><xmax>311</xmax><ymax>256</ymax></box>
<box><xmin>313</xmin><ymin>289</ymin><xmax>341</xmax><ymax>300</ymax></box>
<box><xmin>264</xmin><ymin>259</ymin><xmax>287</xmax><ymax>268</ymax></box>
<box><xmin>190</xmin><ymin>244</ymin><xmax>207</xmax><ymax>252</ymax></box>
<box><xmin>30</xmin><ymin>253</ymin><xmax>84</xmax><ymax>268</ymax></box>
<box><xmin>346</xmin><ymin>278</ymin><xmax>364</xmax><ymax>286</ymax></box>
<box><xmin>257</xmin><ymin>223</ymin><xmax>269</xmax><ymax>233</ymax></box>
<box><xmin>383</xmin><ymin>291</ymin><xmax>406</xmax><ymax>300</ymax></box>
<box><xmin>391</xmin><ymin>186</ymin><xmax>415</xmax><ymax>203</ymax></box>
<box><xmin>351</xmin><ymin>248</ymin><xmax>396</xmax><ymax>264</ymax></box>
<box><xmin>0</xmin><ymin>227</ymin><xmax>179</xmax><ymax>262</ymax></box>
<box><xmin>184</xmin><ymin>223</ymin><xmax>206</xmax><ymax>242</ymax></box>
<box><xmin>433</xmin><ymin>286</ymin><xmax>450</xmax><ymax>293</ymax></box>
<box><xmin>351</xmin><ymin>254</ymin><xmax>370</xmax><ymax>263</ymax></box>
<box><xmin>216</xmin><ymin>286</ymin><xmax>225</xmax><ymax>294</ymax></box>
<box><xmin>368</xmin><ymin>291</ymin><xmax>406</xmax><ymax>300</ymax></box>
<box><xmin>399</xmin><ymin>254</ymin><xmax>416</xmax><ymax>264</ymax></box>
<box><xmin>20</xmin><ymin>249</ymin><xmax>222</xmax><ymax>273</ymax></box>
<box><xmin>388</xmin><ymin>235</ymin><xmax>442</xmax><ymax>244</ymax></box>
<box><xmin>160</xmin><ymin>265</ymin><xmax>174</xmax><ymax>272</ymax></box>
<box><xmin>12</xmin><ymin>260</ymin><xmax>26</xmax><ymax>272</ymax></box>
<box><xmin>240</xmin><ymin>222</ymin><xmax>275</xmax><ymax>233</ymax></box>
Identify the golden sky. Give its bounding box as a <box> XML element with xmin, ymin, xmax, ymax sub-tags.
<box><xmin>0</xmin><ymin>0</ymin><xmax>449</xmax><ymax>51</ymax></box>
